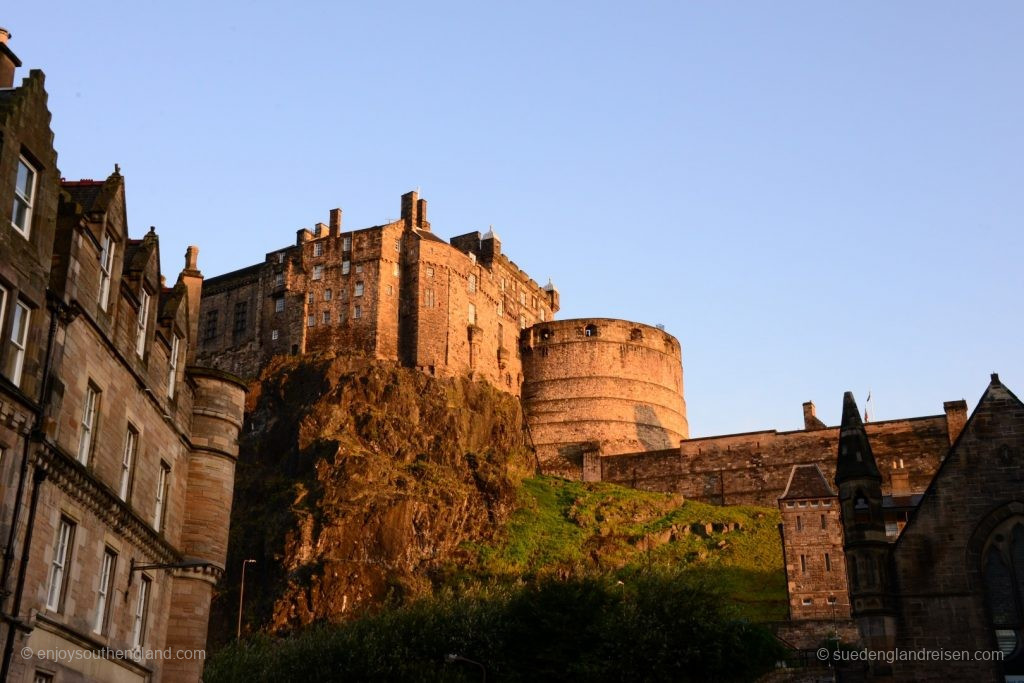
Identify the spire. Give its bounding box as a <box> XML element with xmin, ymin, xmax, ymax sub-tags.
<box><xmin>835</xmin><ymin>391</ymin><xmax>881</xmax><ymax>485</ymax></box>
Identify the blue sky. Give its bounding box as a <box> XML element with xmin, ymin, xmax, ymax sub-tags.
<box><xmin>6</xmin><ymin>2</ymin><xmax>1022</xmax><ymax>436</ymax></box>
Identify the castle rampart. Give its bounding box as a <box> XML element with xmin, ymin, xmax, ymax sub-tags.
<box><xmin>521</xmin><ymin>319</ymin><xmax>689</xmax><ymax>477</ymax></box>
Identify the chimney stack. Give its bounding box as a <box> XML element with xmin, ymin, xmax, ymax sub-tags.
<box><xmin>943</xmin><ymin>399</ymin><xmax>968</xmax><ymax>445</ymax></box>
<box><xmin>329</xmin><ymin>208</ymin><xmax>342</xmax><ymax>237</ymax></box>
<box><xmin>0</xmin><ymin>28</ymin><xmax>23</xmax><ymax>89</ymax></box>
<box><xmin>802</xmin><ymin>401</ymin><xmax>826</xmax><ymax>430</ymax></box>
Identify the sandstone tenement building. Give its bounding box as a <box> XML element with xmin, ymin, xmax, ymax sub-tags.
<box><xmin>196</xmin><ymin>192</ymin><xmax>560</xmax><ymax>396</ymax></box>
<box><xmin>0</xmin><ymin>34</ymin><xmax>244</xmax><ymax>683</ymax></box>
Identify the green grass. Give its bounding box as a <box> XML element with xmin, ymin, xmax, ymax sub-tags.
<box><xmin>456</xmin><ymin>476</ymin><xmax>787</xmax><ymax>621</ymax></box>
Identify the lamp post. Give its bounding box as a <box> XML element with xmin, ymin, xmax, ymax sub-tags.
<box><xmin>446</xmin><ymin>653</ymin><xmax>486</xmax><ymax>681</ymax></box>
<box><xmin>237</xmin><ymin>559</ymin><xmax>256</xmax><ymax>639</ymax></box>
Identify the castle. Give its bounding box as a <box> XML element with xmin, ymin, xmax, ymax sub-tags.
<box><xmin>0</xmin><ymin>35</ymin><xmax>244</xmax><ymax>682</ymax></box>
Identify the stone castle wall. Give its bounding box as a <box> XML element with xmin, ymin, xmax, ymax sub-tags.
<box><xmin>594</xmin><ymin>406</ymin><xmax>964</xmax><ymax>508</ymax></box>
<box><xmin>521</xmin><ymin>319</ymin><xmax>689</xmax><ymax>477</ymax></box>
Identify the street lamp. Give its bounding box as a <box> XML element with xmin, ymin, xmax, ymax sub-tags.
<box><xmin>237</xmin><ymin>559</ymin><xmax>256</xmax><ymax>639</ymax></box>
<box><xmin>446</xmin><ymin>653</ymin><xmax>486</xmax><ymax>681</ymax></box>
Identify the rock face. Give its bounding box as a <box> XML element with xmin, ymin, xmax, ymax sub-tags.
<box><xmin>209</xmin><ymin>354</ymin><xmax>533</xmax><ymax>641</ymax></box>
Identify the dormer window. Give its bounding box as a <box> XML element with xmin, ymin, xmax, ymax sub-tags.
<box><xmin>98</xmin><ymin>232</ymin><xmax>116</xmax><ymax>311</ymax></box>
<box><xmin>11</xmin><ymin>156</ymin><xmax>37</xmax><ymax>238</ymax></box>
<box><xmin>135</xmin><ymin>289</ymin><xmax>151</xmax><ymax>357</ymax></box>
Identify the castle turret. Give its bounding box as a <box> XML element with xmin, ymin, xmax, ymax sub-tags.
<box><xmin>163</xmin><ymin>368</ymin><xmax>246</xmax><ymax>681</ymax></box>
<box><xmin>835</xmin><ymin>391</ymin><xmax>896</xmax><ymax>653</ymax></box>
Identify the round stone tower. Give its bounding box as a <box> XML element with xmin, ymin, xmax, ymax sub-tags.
<box><xmin>521</xmin><ymin>318</ymin><xmax>688</xmax><ymax>478</ymax></box>
<box><xmin>164</xmin><ymin>367</ymin><xmax>247</xmax><ymax>681</ymax></box>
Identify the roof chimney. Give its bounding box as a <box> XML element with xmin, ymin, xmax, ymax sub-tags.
<box><xmin>329</xmin><ymin>208</ymin><xmax>342</xmax><ymax>237</ymax></box>
<box><xmin>802</xmin><ymin>401</ymin><xmax>826</xmax><ymax>430</ymax></box>
<box><xmin>0</xmin><ymin>28</ymin><xmax>22</xmax><ymax>89</ymax></box>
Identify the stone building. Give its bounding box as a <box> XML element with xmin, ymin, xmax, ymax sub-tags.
<box><xmin>196</xmin><ymin>192</ymin><xmax>559</xmax><ymax>395</ymax></box>
<box><xmin>520</xmin><ymin>318</ymin><xmax>689</xmax><ymax>478</ymax></box>
<box><xmin>0</xmin><ymin>33</ymin><xmax>245</xmax><ymax>683</ymax></box>
<box><xmin>778</xmin><ymin>464</ymin><xmax>850</xmax><ymax>622</ymax></box>
<box><xmin>838</xmin><ymin>376</ymin><xmax>1024</xmax><ymax>680</ymax></box>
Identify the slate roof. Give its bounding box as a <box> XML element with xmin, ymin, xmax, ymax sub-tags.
<box><xmin>780</xmin><ymin>463</ymin><xmax>835</xmax><ymax>500</ymax></box>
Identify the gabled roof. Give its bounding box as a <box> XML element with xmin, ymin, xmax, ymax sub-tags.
<box><xmin>780</xmin><ymin>463</ymin><xmax>835</xmax><ymax>500</ymax></box>
<box><xmin>60</xmin><ymin>168</ymin><xmax>123</xmax><ymax>214</ymax></box>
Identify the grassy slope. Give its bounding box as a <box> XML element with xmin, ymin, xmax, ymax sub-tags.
<box><xmin>456</xmin><ymin>476</ymin><xmax>787</xmax><ymax>622</ymax></box>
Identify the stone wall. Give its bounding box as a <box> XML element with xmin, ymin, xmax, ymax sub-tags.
<box><xmin>596</xmin><ymin>408</ymin><xmax>961</xmax><ymax>508</ymax></box>
<box><xmin>521</xmin><ymin>319</ymin><xmax>688</xmax><ymax>477</ymax></box>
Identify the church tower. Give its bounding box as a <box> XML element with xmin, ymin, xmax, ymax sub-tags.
<box><xmin>835</xmin><ymin>391</ymin><xmax>896</xmax><ymax>650</ymax></box>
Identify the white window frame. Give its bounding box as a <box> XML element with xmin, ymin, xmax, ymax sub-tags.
<box><xmin>167</xmin><ymin>334</ymin><xmax>181</xmax><ymax>399</ymax></box>
<box><xmin>271</xmin><ymin>329</ymin><xmax>279</xmax><ymax>340</ymax></box>
<box><xmin>342</xmin><ymin>236</ymin><xmax>351</xmax><ymax>251</ymax></box>
<box><xmin>342</xmin><ymin>260</ymin><xmax>350</xmax><ymax>275</ymax></box>
<box><xmin>94</xmin><ymin>548</ymin><xmax>117</xmax><ymax>634</ymax></box>
<box><xmin>468</xmin><ymin>273</ymin><xmax>477</xmax><ymax>294</ymax></box>
<box><xmin>131</xmin><ymin>575</ymin><xmax>151</xmax><ymax>649</ymax></box>
<box><xmin>307</xmin><ymin>314</ymin><xmax>315</xmax><ymax>327</ymax></box>
<box><xmin>275</xmin><ymin>297</ymin><xmax>284</xmax><ymax>313</ymax></box>
<box><xmin>324</xmin><ymin>289</ymin><xmax>332</xmax><ymax>301</ymax></box>
<box><xmin>119</xmin><ymin>425</ymin><xmax>138</xmax><ymax>500</ymax></box>
<box><xmin>5</xmin><ymin>299</ymin><xmax>29</xmax><ymax>387</ymax></box>
<box><xmin>322</xmin><ymin>310</ymin><xmax>330</xmax><ymax>324</ymax></box>
<box><xmin>353</xmin><ymin>305</ymin><xmax>361</xmax><ymax>319</ymax></box>
<box><xmin>312</xmin><ymin>264</ymin><xmax>324</xmax><ymax>281</ymax></box>
<box><xmin>154</xmin><ymin>463</ymin><xmax>170</xmax><ymax>532</ymax></box>
<box><xmin>135</xmin><ymin>289</ymin><xmax>151</xmax><ymax>357</ymax></box>
<box><xmin>355</xmin><ymin>282</ymin><xmax>364</xmax><ymax>297</ymax></box>
<box><xmin>313</xmin><ymin>241</ymin><xmax>324</xmax><ymax>257</ymax></box>
<box><xmin>78</xmin><ymin>383</ymin><xmax>100</xmax><ymax>464</ymax></box>
<box><xmin>11</xmin><ymin>155</ymin><xmax>37</xmax><ymax>238</ymax></box>
<box><xmin>46</xmin><ymin>518</ymin><xmax>74</xmax><ymax>611</ymax></box>
<box><xmin>98</xmin><ymin>232</ymin><xmax>115</xmax><ymax>311</ymax></box>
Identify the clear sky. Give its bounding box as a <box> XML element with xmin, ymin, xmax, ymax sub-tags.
<box><xmin>6</xmin><ymin>2</ymin><xmax>1022</xmax><ymax>436</ymax></box>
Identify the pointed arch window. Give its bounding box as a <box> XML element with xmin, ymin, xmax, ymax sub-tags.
<box><xmin>982</xmin><ymin>521</ymin><xmax>1024</xmax><ymax>660</ymax></box>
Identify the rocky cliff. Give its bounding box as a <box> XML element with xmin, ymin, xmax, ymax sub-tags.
<box><xmin>209</xmin><ymin>354</ymin><xmax>534</xmax><ymax>643</ymax></box>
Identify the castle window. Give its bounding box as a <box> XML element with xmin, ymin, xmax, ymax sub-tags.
<box><xmin>204</xmin><ymin>309</ymin><xmax>219</xmax><ymax>340</ymax></box>
<box><xmin>355</xmin><ymin>282</ymin><xmax>364</xmax><ymax>297</ymax></box>
<box><xmin>307</xmin><ymin>292</ymin><xmax>314</xmax><ymax>304</ymax></box>
<box><xmin>393</xmin><ymin>263</ymin><xmax>399</xmax><ymax>277</ymax></box>
<box><xmin>796</xmin><ymin>516</ymin><xmax>802</xmax><ymax>531</ymax></box>
<box><xmin>343</xmin><ymin>260</ymin><xmax>351</xmax><ymax>275</ymax></box>
<box><xmin>981</xmin><ymin>520</ymin><xmax>1024</xmax><ymax>658</ymax></box>
<box><xmin>3</xmin><ymin>299</ymin><xmax>30</xmax><ymax>387</ymax></box>
<box><xmin>119</xmin><ymin>423</ymin><xmax>138</xmax><ymax>499</ymax></box>
<box><xmin>500</xmin><ymin>278</ymin><xmax>506</xmax><ymax>292</ymax></box>
<box><xmin>354</xmin><ymin>305</ymin><xmax>361</xmax><ymax>319</ymax></box>
<box><xmin>94</xmin><ymin>547</ymin><xmax>117</xmax><ymax>635</ymax></box>
<box><xmin>78</xmin><ymin>382</ymin><xmax>100</xmax><ymax>464</ymax></box>
<box><xmin>233</xmin><ymin>301</ymin><xmax>248</xmax><ymax>335</ymax></box>
<box><xmin>307</xmin><ymin>315</ymin><xmax>315</xmax><ymax>327</ymax></box>
<box><xmin>519</xmin><ymin>314</ymin><xmax>526</xmax><ymax>330</ymax></box>
<box><xmin>426</xmin><ymin>266</ymin><xmax>435</xmax><ymax>278</ymax></box>
<box><xmin>424</xmin><ymin>288</ymin><xmax>434</xmax><ymax>308</ymax></box>
<box><xmin>276</xmin><ymin>273</ymin><xmax>284</xmax><ymax>288</ymax></box>
<box><xmin>154</xmin><ymin>462</ymin><xmax>170</xmax><ymax>532</ymax></box>
<box><xmin>539</xmin><ymin>308</ymin><xmax>546</xmax><ymax>322</ymax></box>
<box><xmin>800</xmin><ymin>554</ymin><xmax>806</xmax><ymax>573</ymax></box>
<box><xmin>343</xmin><ymin>236</ymin><xmax>351</xmax><ymax>251</ymax></box>
<box><xmin>519</xmin><ymin>291</ymin><xmax>526</xmax><ymax>305</ymax></box>
<box><xmin>11</xmin><ymin>156</ymin><xmax>37</xmax><ymax>238</ymax></box>
<box><xmin>394</xmin><ymin>238</ymin><xmax>400</xmax><ymax>252</ymax></box>
<box><xmin>802</xmin><ymin>598</ymin><xmax>813</xmax><ymax>606</ymax></box>
<box><xmin>167</xmin><ymin>334</ymin><xmax>180</xmax><ymax>399</ymax></box>
<box><xmin>584</xmin><ymin>324</ymin><xmax>598</xmax><ymax>337</ymax></box>
<box><xmin>313</xmin><ymin>265</ymin><xmax>324</xmax><ymax>280</ymax></box>
<box><xmin>272</xmin><ymin>329</ymin><xmax>279</xmax><ymax>340</ymax></box>
<box><xmin>821</xmin><ymin>514</ymin><xmax>827</xmax><ymax>530</ymax></box>
<box><xmin>825</xmin><ymin>553</ymin><xmax>832</xmax><ymax>571</ymax></box>
<box><xmin>468</xmin><ymin>303</ymin><xmax>476</xmax><ymax>325</ymax></box>
<box><xmin>323</xmin><ymin>310</ymin><xmax>331</xmax><ymax>324</ymax></box>
<box><xmin>277</xmin><ymin>252</ymin><xmax>285</xmax><ymax>263</ymax></box>
<box><xmin>98</xmin><ymin>232</ymin><xmax>116</xmax><ymax>311</ymax></box>
<box><xmin>314</xmin><ymin>241</ymin><xmax>324</xmax><ymax>257</ymax></box>
<box><xmin>136</xmin><ymin>288</ymin><xmax>151</xmax><ymax>357</ymax></box>
<box><xmin>275</xmin><ymin>297</ymin><xmax>285</xmax><ymax>313</ymax></box>
<box><xmin>886</xmin><ymin>522</ymin><xmax>899</xmax><ymax>537</ymax></box>
<box><xmin>45</xmin><ymin>517</ymin><xmax>75</xmax><ymax>612</ymax></box>
<box><xmin>324</xmin><ymin>289</ymin><xmax>332</xmax><ymax>301</ymax></box>
<box><xmin>468</xmin><ymin>273</ymin><xmax>477</xmax><ymax>293</ymax></box>
<box><xmin>386</xmin><ymin>284</ymin><xmax>393</xmax><ymax>296</ymax></box>
<box><xmin>356</xmin><ymin>264</ymin><xmax>363</xmax><ymax>274</ymax></box>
